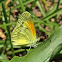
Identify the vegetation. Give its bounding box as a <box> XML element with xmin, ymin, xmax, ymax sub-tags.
<box><xmin>0</xmin><ymin>0</ymin><xmax>62</xmax><ymax>62</ymax></box>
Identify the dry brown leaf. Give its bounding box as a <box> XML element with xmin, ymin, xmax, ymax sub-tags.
<box><xmin>0</xmin><ymin>29</ymin><xmax>6</xmax><ymax>40</ymax></box>
<box><xmin>5</xmin><ymin>0</ymin><xmax>10</xmax><ymax>5</ymax></box>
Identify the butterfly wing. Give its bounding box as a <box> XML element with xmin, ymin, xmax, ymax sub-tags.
<box><xmin>11</xmin><ymin>12</ymin><xmax>37</xmax><ymax>46</ymax></box>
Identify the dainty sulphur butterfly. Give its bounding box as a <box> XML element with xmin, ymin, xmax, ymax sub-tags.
<box><xmin>11</xmin><ymin>11</ymin><xmax>39</xmax><ymax>47</ymax></box>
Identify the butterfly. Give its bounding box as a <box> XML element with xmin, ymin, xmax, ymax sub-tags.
<box><xmin>11</xmin><ymin>11</ymin><xmax>39</xmax><ymax>47</ymax></box>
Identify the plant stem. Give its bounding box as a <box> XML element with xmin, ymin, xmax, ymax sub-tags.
<box><xmin>2</xmin><ymin>3</ymin><xmax>15</xmax><ymax>56</ymax></box>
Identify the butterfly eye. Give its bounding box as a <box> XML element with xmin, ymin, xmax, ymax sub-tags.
<box><xmin>22</xmin><ymin>22</ymin><xmax>24</xmax><ymax>24</ymax></box>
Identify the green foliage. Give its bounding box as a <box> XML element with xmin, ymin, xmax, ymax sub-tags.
<box><xmin>10</xmin><ymin>26</ymin><xmax>62</xmax><ymax>62</ymax></box>
<box><xmin>0</xmin><ymin>0</ymin><xmax>62</xmax><ymax>62</ymax></box>
<box><xmin>0</xmin><ymin>54</ymin><xmax>9</xmax><ymax>62</ymax></box>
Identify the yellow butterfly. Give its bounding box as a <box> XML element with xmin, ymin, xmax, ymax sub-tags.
<box><xmin>11</xmin><ymin>11</ymin><xmax>39</xmax><ymax>47</ymax></box>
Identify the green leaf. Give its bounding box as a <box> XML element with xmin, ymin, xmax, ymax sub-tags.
<box><xmin>10</xmin><ymin>26</ymin><xmax>62</xmax><ymax>62</ymax></box>
<box><xmin>10</xmin><ymin>56</ymin><xmax>24</xmax><ymax>62</ymax></box>
<box><xmin>60</xmin><ymin>0</ymin><xmax>62</xmax><ymax>4</ymax></box>
<box><xmin>49</xmin><ymin>44</ymin><xmax>62</xmax><ymax>62</ymax></box>
<box><xmin>47</xmin><ymin>4</ymin><xmax>57</xmax><ymax>16</ymax></box>
<box><xmin>0</xmin><ymin>54</ymin><xmax>9</xmax><ymax>62</ymax></box>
